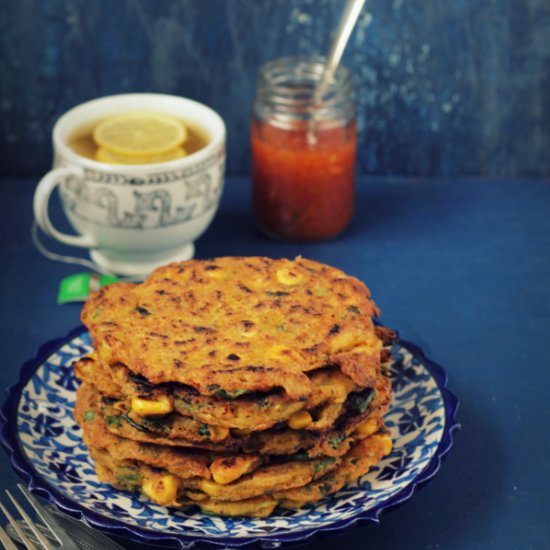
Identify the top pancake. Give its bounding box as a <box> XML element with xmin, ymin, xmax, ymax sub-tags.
<box><xmin>81</xmin><ymin>257</ymin><xmax>382</xmax><ymax>398</ymax></box>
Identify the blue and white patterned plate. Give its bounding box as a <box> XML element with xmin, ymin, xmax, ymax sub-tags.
<box><xmin>1</xmin><ymin>326</ymin><xmax>459</xmax><ymax>548</ymax></box>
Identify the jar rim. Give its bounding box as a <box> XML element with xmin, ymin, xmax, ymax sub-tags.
<box><xmin>256</xmin><ymin>55</ymin><xmax>353</xmax><ymax>107</ymax></box>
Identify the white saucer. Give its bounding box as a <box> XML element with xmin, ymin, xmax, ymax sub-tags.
<box><xmin>90</xmin><ymin>243</ymin><xmax>195</xmax><ymax>277</ymax></box>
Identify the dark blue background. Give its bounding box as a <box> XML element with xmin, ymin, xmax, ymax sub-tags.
<box><xmin>1</xmin><ymin>176</ymin><xmax>549</xmax><ymax>549</ymax></box>
<box><xmin>1</xmin><ymin>0</ymin><xmax>549</xmax><ymax>178</ymax></box>
<box><xmin>1</xmin><ymin>1</ymin><xmax>549</xmax><ymax>547</ymax></box>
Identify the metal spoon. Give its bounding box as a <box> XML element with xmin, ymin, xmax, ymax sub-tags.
<box><xmin>307</xmin><ymin>0</ymin><xmax>366</xmax><ymax>145</ymax></box>
<box><xmin>313</xmin><ymin>0</ymin><xmax>366</xmax><ymax>105</ymax></box>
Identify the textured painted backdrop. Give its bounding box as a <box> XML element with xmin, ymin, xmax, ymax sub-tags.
<box><xmin>1</xmin><ymin>0</ymin><xmax>549</xmax><ymax>178</ymax></box>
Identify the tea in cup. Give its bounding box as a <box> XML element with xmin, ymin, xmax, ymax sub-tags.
<box><xmin>33</xmin><ymin>93</ymin><xmax>226</xmax><ymax>276</ymax></box>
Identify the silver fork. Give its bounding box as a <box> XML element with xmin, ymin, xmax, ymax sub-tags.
<box><xmin>0</xmin><ymin>484</ymin><xmax>79</xmax><ymax>550</ymax></box>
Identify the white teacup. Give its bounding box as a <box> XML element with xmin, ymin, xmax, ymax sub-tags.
<box><xmin>33</xmin><ymin>93</ymin><xmax>226</xmax><ymax>276</ymax></box>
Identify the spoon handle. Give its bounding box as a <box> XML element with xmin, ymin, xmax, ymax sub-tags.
<box><xmin>314</xmin><ymin>0</ymin><xmax>366</xmax><ymax>103</ymax></box>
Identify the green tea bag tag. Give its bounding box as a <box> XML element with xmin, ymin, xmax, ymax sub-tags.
<box><xmin>58</xmin><ymin>273</ymin><xmax>119</xmax><ymax>304</ymax></box>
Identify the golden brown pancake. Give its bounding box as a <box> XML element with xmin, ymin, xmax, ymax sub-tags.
<box><xmin>75</xmin><ymin>355</ymin><xmax>381</xmax><ymax>431</ymax></box>
<box><xmin>84</xmin><ymin>427</ymin><xmax>391</xmax><ymax>516</ymax></box>
<box><xmin>75</xmin><ymin>256</ymin><xmax>395</xmax><ymax>517</ymax></box>
<box><xmin>76</xmin><ymin>378</ymin><xmax>390</xmax><ymax>456</ymax></box>
<box><xmin>81</xmin><ymin>257</ymin><xmax>382</xmax><ymax>398</ymax></box>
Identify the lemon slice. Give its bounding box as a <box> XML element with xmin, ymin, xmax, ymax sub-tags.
<box><xmin>93</xmin><ymin>112</ymin><xmax>187</xmax><ymax>157</ymax></box>
<box><xmin>95</xmin><ymin>146</ymin><xmax>187</xmax><ymax>165</ymax></box>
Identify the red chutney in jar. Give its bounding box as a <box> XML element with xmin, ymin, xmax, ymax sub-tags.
<box><xmin>252</xmin><ymin>118</ymin><xmax>356</xmax><ymax>241</ymax></box>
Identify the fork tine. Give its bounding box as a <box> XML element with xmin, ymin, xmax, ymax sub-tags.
<box><xmin>0</xmin><ymin>524</ymin><xmax>18</xmax><ymax>550</ymax></box>
<box><xmin>17</xmin><ymin>486</ymin><xmax>79</xmax><ymax>550</ymax></box>
<box><xmin>5</xmin><ymin>490</ymin><xmax>51</xmax><ymax>550</ymax></box>
<box><xmin>16</xmin><ymin>486</ymin><xmax>55</xmax><ymax>540</ymax></box>
<box><xmin>0</xmin><ymin>498</ymin><xmax>38</xmax><ymax>550</ymax></box>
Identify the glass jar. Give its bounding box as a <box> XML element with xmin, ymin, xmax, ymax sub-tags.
<box><xmin>251</xmin><ymin>55</ymin><xmax>356</xmax><ymax>241</ymax></box>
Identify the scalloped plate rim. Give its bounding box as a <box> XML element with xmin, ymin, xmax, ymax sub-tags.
<box><xmin>0</xmin><ymin>325</ymin><xmax>460</xmax><ymax>548</ymax></box>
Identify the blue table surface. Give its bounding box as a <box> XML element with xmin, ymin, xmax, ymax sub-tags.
<box><xmin>0</xmin><ymin>176</ymin><xmax>549</xmax><ymax>550</ymax></box>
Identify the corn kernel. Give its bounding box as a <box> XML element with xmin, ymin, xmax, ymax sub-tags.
<box><xmin>288</xmin><ymin>410</ymin><xmax>312</xmax><ymax>430</ymax></box>
<box><xmin>142</xmin><ymin>474</ymin><xmax>178</xmax><ymax>505</ymax></box>
<box><xmin>378</xmin><ymin>434</ymin><xmax>393</xmax><ymax>456</ymax></box>
<box><xmin>268</xmin><ymin>345</ymin><xmax>302</xmax><ymax>364</ymax></box>
<box><xmin>97</xmin><ymin>345</ymin><xmax>111</xmax><ymax>364</ymax></box>
<box><xmin>210</xmin><ymin>425</ymin><xmax>230</xmax><ymax>440</ymax></box>
<box><xmin>211</xmin><ymin>467</ymin><xmax>239</xmax><ymax>485</ymax></box>
<box><xmin>363</xmin><ymin>331</ymin><xmax>383</xmax><ymax>350</ymax></box>
<box><xmin>366</xmin><ymin>433</ymin><xmax>393</xmax><ymax>457</ymax></box>
<box><xmin>210</xmin><ymin>456</ymin><xmax>258</xmax><ymax>485</ymax></box>
<box><xmin>239</xmin><ymin>327</ymin><xmax>257</xmax><ymax>338</ymax></box>
<box><xmin>276</xmin><ymin>267</ymin><xmax>304</xmax><ymax>286</ymax></box>
<box><xmin>201</xmin><ymin>479</ymin><xmax>223</xmax><ymax>497</ymax></box>
<box><xmin>354</xmin><ymin>418</ymin><xmax>379</xmax><ymax>438</ymax></box>
<box><xmin>131</xmin><ymin>394</ymin><xmax>173</xmax><ymax>416</ymax></box>
<box><xmin>186</xmin><ymin>490</ymin><xmax>207</xmax><ymax>502</ymax></box>
<box><xmin>348</xmin><ymin>341</ymin><xmax>382</xmax><ymax>354</ymax></box>
<box><xmin>327</xmin><ymin>331</ymin><xmax>359</xmax><ymax>353</ymax></box>
<box><xmin>206</xmin><ymin>269</ymin><xmax>225</xmax><ymax>279</ymax></box>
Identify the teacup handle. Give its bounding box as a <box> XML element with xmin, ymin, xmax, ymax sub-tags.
<box><xmin>33</xmin><ymin>166</ymin><xmax>96</xmax><ymax>248</ymax></box>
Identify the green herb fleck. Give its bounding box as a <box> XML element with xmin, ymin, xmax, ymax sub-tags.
<box><xmin>312</xmin><ymin>457</ymin><xmax>336</xmax><ymax>476</ymax></box>
<box><xmin>174</xmin><ymin>397</ymin><xmax>194</xmax><ymax>411</ymax></box>
<box><xmin>347</xmin><ymin>305</ymin><xmax>361</xmax><ymax>314</ymax></box>
<box><xmin>199</xmin><ymin>424</ymin><xmax>211</xmax><ymax>437</ymax></box>
<box><xmin>348</xmin><ymin>389</ymin><xmax>376</xmax><ymax>414</ymax></box>
<box><xmin>105</xmin><ymin>415</ymin><xmax>122</xmax><ymax>429</ymax></box>
<box><xmin>276</xmin><ymin>324</ymin><xmax>290</xmax><ymax>332</ymax></box>
<box><xmin>328</xmin><ymin>433</ymin><xmax>345</xmax><ymax>450</ymax></box>
<box><xmin>207</xmin><ymin>385</ymin><xmax>248</xmax><ymax>399</ymax></box>
<box><xmin>117</xmin><ymin>472</ymin><xmax>141</xmax><ymax>482</ymax></box>
<box><xmin>91</xmin><ymin>307</ymin><xmax>104</xmax><ymax>320</ymax></box>
<box><xmin>83</xmin><ymin>411</ymin><xmax>95</xmax><ymax>422</ymax></box>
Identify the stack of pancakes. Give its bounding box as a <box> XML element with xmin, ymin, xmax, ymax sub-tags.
<box><xmin>74</xmin><ymin>257</ymin><xmax>393</xmax><ymax>517</ymax></box>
